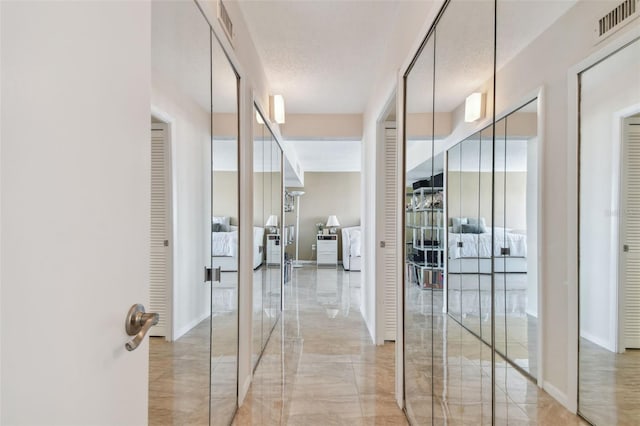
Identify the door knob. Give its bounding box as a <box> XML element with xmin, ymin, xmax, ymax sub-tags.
<box><xmin>125</xmin><ymin>304</ymin><xmax>159</xmax><ymax>351</ymax></box>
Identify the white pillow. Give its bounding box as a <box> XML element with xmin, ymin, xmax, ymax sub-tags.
<box><xmin>212</xmin><ymin>216</ymin><xmax>231</xmax><ymax>227</ymax></box>
<box><xmin>451</xmin><ymin>217</ymin><xmax>468</xmax><ymax>233</ymax></box>
<box><xmin>467</xmin><ymin>217</ymin><xmax>488</xmax><ymax>233</ymax></box>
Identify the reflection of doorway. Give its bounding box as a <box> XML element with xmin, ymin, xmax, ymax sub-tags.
<box><xmin>150</xmin><ymin>119</ymin><xmax>173</xmax><ymax>339</ymax></box>
<box><xmin>621</xmin><ymin>116</ymin><xmax>640</xmax><ymax>349</ymax></box>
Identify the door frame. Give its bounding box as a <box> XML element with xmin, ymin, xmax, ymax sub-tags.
<box><xmin>151</xmin><ymin>106</ymin><xmax>176</xmax><ymax>342</ymax></box>
<box><xmin>618</xmin><ymin>112</ymin><xmax>640</xmax><ymax>353</ymax></box>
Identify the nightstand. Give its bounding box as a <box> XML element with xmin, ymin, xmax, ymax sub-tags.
<box><xmin>316</xmin><ymin>234</ymin><xmax>337</xmax><ymax>266</ymax></box>
<box><xmin>266</xmin><ymin>234</ymin><xmax>281</xmax><ymax>265</ymax></box>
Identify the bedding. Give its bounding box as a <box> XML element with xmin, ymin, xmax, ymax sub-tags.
<box><xmin>448</xmin><ymin>229</ymin><xmax>527</xmax><ymax>260</ymax></box>
<box><xmin>212</xmin><ymin>225</ymin><xmax>264</xmax><ymax>271</ymax></box>
<box><xmin>342</xmin><ymin>226</ymin><xmax>362</xmax><ymax>271</ymax></box>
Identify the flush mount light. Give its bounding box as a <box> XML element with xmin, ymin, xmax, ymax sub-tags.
<box><xmin>270</xmin><ymin>94</ymin><xmax>285</xmax><ymax>124</ymax></box>
<box><xmin>465</xmin><ymin>92</ymin><xmax>485</xmax><ymax>123</ymax></box>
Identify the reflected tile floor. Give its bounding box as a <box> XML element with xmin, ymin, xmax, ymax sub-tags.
<box><xmin>579</xmin><ymin>338</ymin><xmax>640</xmax><ymax>425</ymax></box>
<box><xmin>405</xmin><ymin>285</ymin><xmax>589</xmax><ymax>425</ymax></box>
<box><xmin>233</xmin><ymin>266</ymin><xmax>407</xmax><ymax>425</ymax></box>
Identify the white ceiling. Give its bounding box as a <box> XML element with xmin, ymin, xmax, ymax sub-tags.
<box><xmin>236</xmin><ymin>0</ymin><xmax>415</xmax><ymax>113</ymax></box>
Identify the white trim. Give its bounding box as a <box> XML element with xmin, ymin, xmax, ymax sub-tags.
<box><xmin>174</xmin><ymin>311</ymin><xmax>210</xmax><ymax>341</ymax></box>
<box><xmin>567</xmin><ymin>24</ymin><xmax>640</xmax><ymax>415</ymax></box>
<box><xmin>150</xmin><ymin>106</ymin><xmax>176</xmax><ymax>343</ymax></box>
<box><xmin>580</xmin><ymin>330</ymin><xmax>616</xmax><ymax>352</ymax></box>
<box><xmin>543</xmin><ymin>380</ymin><xmax>570</xmax><ymax>409</ymax></box>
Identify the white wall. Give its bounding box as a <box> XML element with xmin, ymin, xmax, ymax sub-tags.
<box><xmin>579</xmin><ymin>38</ymin><xmax>640</xmax><ymax>351</ymax></box>
<box><xmin>1</xmin><ymin>2</ymin><xmax>150</xmax><ymax>423</ymax></box>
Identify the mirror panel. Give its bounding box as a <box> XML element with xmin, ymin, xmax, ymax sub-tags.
<box><xmin>210</xmin><ymin>31</ymin><xmax>240</xmax><ymax>425</ymax></box>
<box><xmin>404</xmin><ymin>30</ymin><xmax>436</xmax><ymax>425</ymax></box>
<box><xmin>252</xmin><ymin>109</ymin><xmax>266</xmax><ymax>369</ymax></box>
<box><xmin>579</xmin><ymin>36</ymin><xmax>640</xmax><ymax>425</ymax></box>
<box><xmin>150</xmin><ymin>1</ymin><xmax>213</xmax><ymax>423</ymax></box>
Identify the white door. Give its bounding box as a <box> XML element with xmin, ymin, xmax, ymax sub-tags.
<box><xmin>623</xmin><ymin>117</ymin><xmax>640</xmax><ymax>349</ymax></box>
<box><xmin>378</xmin><ymin>125</ymin><xmax>398</xmax><ymax>341</ymax></box>
<box><xmin>150</xmin><ymin>122</ymin><xmax>171</xmax><ymax>338</ymax></box>
<box><xmin>1</xmin><ymin>2</ymin><xmax>150</xmax><ymax>424</ymax></box>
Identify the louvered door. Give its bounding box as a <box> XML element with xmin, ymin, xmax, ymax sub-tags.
<box><xmin>623</xmin><ymin>118</ymin><xmax>640</xmax><ymax>348</ymax></box>
<box><xmin>150</xmin><ymin>123</ymin><xmax>170</xmax><ymax>337</ymax></box>
<box><xmin>382</xmin><ymin>126</ymin><xmax>397</xmax><ymax>341</ymax></box>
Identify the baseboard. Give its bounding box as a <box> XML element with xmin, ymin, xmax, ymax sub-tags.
<box><xmin>173</xmin><ymin>311</ymin><xmax>209</xmax><ymax>341</ymax></box>
<box><xmin>238</xmin><ymin>375</ymin><xmax>252</xmax><ymax>406</ymax></box>
<box><xmin>580</xmin><ymin>330</ymin><xmax>615</xmax><ymax>352</ymax></box>
<box><xmin>543</xmin><ymin>380</ymin><xmax>570</xmax><ymax>411</ymax></box>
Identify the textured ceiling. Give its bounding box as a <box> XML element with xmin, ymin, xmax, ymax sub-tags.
<box><xmin>237</xmin><ymin>0</ymin><xmax>413</xmax><ymax>113</ymax></box>
<box><xmin>406</xmin><ymin>0</ymin><xmax>577</xmax><ymax>113</ymax></box>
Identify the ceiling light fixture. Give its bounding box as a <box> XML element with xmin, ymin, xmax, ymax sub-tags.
<box><xmin>464</xmin><ymin>92</ymin><xmax>485</xmax><ymax>123</ymax></box>
<box><xmin>270</xmin><ymin>94</ymin><xmax>285</xmax><ymax>124</ymax></box>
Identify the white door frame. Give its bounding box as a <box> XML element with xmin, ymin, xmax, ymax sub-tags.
<box><xmin>151</xmin><ymin>106</ymin><xmax>176</xmax><ymax>342</ymax></box>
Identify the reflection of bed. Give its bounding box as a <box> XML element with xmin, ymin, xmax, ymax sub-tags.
<box><xmin>448</xmin><ymin>220</ymin><xmax>527</xmax><ymax>273</ymax></box>
<box><xmin>342</xmin><ymin>226</ymin><xmax>361</xmax><ymax>271</ymax></box>
<box><xmin>211</xmin><ymin>217</ymin><xmax>264</xmax><ymax>271</ymax></box>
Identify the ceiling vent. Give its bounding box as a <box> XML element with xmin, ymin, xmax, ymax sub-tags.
<box><xmin>595</xmin><ymin>0</ymin><xmax>639</xmax><ymax>43</ymax></box>
<box><xmin>217</xmin><ymin>0</ymin><xmax>234</xmax><ymax>47</ymax></box>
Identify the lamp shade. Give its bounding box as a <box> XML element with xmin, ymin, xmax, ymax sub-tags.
<box><xmin>265</xmin><ymin>215</ymin><xmax>278</xmax><ymax>227</ymax></box>
<box><xmin>326</xmin><ymin>215</ymin><xmax>340</xmax><ymax>227</ymax></box>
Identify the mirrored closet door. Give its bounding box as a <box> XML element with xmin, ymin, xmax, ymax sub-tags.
<box><xmin>579</xmin><ymin>36</ymin><xmax>640</xmax><ymax>426</ymax></box>
<box><xmin>402</xmin><ymin>0</ymin><xmax>541</xmax><ymax>424</ymax></box>
<box><xmin>210</xmin><ymin>27</ymin><xmax>240</xmax><ymax>426</ymax></box>
<box><xmin>252</xmin><ymin>104</ymin><xmax>284</xmax><ymax>370</ymax></box>
<box><xmin>150</xmin><ymin>1</ymin><xmax>240</xmax><ymax>424</ymax></box>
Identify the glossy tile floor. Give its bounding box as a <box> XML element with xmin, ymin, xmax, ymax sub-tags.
<box><xmin>579</xmin><ymin>337</ymin><xmax>640</xmax><ymax>425</ymax></box>
<box><xmin>234</xmin><ymin>266</ymin><xmax>407</xmax><ymax>425</ymax></box>
<box><xmin>405</xmin><ymin>284</ymin><xmax>587</xmax><ymax>425</ymax></box>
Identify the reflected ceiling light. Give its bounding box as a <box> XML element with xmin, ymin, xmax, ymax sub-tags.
<box><xmin>256</xmin><ymin>111</ymin><xmax>265</xmax><ymax>124</ymax></box>
<box><xmin>465</xmin><ymin>92</ymin><xmax>485</xmax><ymax>123</ymax></box>
<box><xmin>270</xmin><ymin>94</ymin><xmax>285</xmax><ymax>124</ymax></box>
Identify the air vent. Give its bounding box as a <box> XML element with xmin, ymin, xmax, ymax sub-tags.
<box><xmin>595</xmin><ymin>0</ymin><xmax>639</xmax><ymax>43</ymax></box>
<box><xmin>217</xmin><ymin>0</ymin><xmax>234</xmax><ymax>46</ymax></box>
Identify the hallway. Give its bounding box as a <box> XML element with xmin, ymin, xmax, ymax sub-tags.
<box><xmin>234</xmin><ymin>266</ymin><xmax>406</xmax><ymax>425</ymax></box>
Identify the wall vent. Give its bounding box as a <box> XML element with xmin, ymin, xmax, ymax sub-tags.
<box><xmin>595</xmin><ymin>0</ymin><xmax>639</xmax><ymax>43</ymax></box>
<box><xmin>217</xmin><ymin>0</ymin><xmax>234</xmax><ymax>46</ymax></box>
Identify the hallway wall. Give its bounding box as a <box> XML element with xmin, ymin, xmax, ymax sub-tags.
<box><xmin>286</xmin><ymin>172</ymin><xmax>361</xmax><ymax>261</ymax></box>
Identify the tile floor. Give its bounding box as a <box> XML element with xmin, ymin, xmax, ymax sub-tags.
<box><xmin>150</xmin><ymin>264</ymin><xmax>593</xmax><ymax>425</ymax></box>
<box><xmin>405</xmin><ymin>284</ymin><xmax>588</xmax><ymax>425</ymax></box>
<box><xmin>233</xmin><ymin>266</ymin><xmax>407</xmax><ymax>425</ymax></box>
<box><xmin>579</xmin><ymin>338</ymin><xmax>640</xmax><ymax>425</ymax></box>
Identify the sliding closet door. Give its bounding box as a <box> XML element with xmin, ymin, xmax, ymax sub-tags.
<box><xmin>252</xmin><ymin>109</ymin><xmax>266</xmax><ymax>369</ymax></box>
<box><xmin>433</xmin><ymin>1</ymin><xmax>495</xmax><ymax>422</ymax></box>
<box><xmin>403</xmin><ymin>31</ymin><xmax>435</xmax><ymax>426</ymax></box>
<box><xmin>150</xmin><ymin>2</ymin><xmax>213</xmax><ymax>423</ymax></box>
<box><xmin>210</xmin><ymin>32</ymin><xmax>240</xmax><ymax>425</ymax></box>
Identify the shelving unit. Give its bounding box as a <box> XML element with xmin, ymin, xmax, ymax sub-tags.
<box><xmin>406</xmin><ymin>186</ymin><xmax>445</xmax><ymax>289</ymax></box>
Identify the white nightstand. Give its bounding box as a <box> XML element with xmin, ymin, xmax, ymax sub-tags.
<box><xmin>316</xmin><ymin>234</ymin><xmax>337</xmax><ymax>266</ymax></box>
<box><xmin>266</xmin><ymin>234</ymin><xmax>281</xmax><ymax>265</ymax></box>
